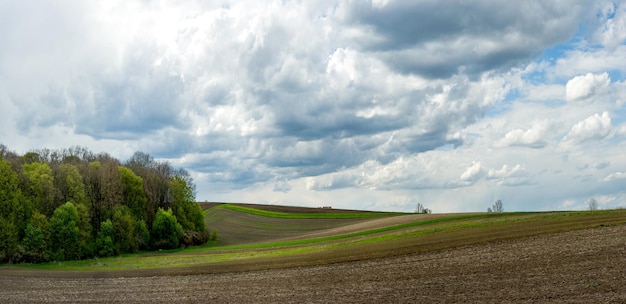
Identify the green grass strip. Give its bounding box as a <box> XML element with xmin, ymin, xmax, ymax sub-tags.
<box><xmin>217</xmin><ymin>203</ymin><xmax>404</xmax><ymax>219</ymax></box>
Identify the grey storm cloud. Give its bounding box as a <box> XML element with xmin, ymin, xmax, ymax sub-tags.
<box><xmin>343</xmin><ymin>0</ymin><xmax>586</xmax><ymax>78</ymax></box>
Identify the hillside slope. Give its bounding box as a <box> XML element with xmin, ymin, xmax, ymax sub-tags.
<box><xmin>204</xmin><ymin>203</ymin><xmax>403</xmax><ymax>245</ymax></box>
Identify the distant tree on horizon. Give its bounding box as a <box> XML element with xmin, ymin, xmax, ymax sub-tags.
<box><xmin>488</xmin><ymin>200</ymin><xmax>503</xmax><ymax>213</ymax></box>
<box><xmin>415</xmin><ymin>203</ymin><xmax>431</xmax><ymax>214</ymax></box>
<box><xmin>587</xmin><ymin>198</ymin><xmax>598</xmax><ymax>211</ymax></box>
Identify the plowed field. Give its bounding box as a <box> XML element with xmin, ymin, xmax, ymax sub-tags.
<box><xmin>1</xmin><ymin>206</ymin><xmax>625</xmax><ymax>303</ymax></box>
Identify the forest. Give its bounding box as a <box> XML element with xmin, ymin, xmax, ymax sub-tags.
<box><xmin>0</xmin><ymin>144</ymin><xmax>207</xmax><ymax>264</ymax></box>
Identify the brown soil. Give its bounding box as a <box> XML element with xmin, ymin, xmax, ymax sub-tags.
<box><xmin>1</xmin><ymin>224</ymin><xmax>624</xmax><ymax>303</ymax></box>
<box><xmin>205</xmin><ymin>207</ymin><xmax>372</xmax><ymax>246</ymax></box>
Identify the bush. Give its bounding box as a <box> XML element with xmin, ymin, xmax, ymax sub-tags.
<box><xmin>181</xmin><ymin>230</ymin><xmax>209</xmax><ymax>247</ymax></box>
<box><xmin>150</xmin><ymin>208</ymin><xmax>183</xmax><ymax>250</ymax></box>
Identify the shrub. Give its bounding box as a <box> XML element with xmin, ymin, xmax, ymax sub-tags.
<box><xmin>150</xmin><ymin>208</ymin><xmax>183</xmax><ymax>250</ymax></box>
<box><xmin>181</xmin><ymin>230</ymin><xmax>209</xmax><ymax>247</ymax></box>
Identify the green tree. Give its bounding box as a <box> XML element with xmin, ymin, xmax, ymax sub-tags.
<box><xmin>0</xmin><ymin>158</ymin><xmax>29</xmax><ymax>262</ymax></box>
<box><xmin>22</xmin><ymin>212</ymin><xmax>50</xmax><ymax>262</ymax></box>
<box><xmin>96</xmin><ymin>219</ymin><xmax>115</xmax><ymax>257</ymax></box>
<box><xmin>134</xmin><ymin>219</ymin><xmax>150</xmax><ymax>250</ymax></box>
<box><xmin>170</xmin><ymin>175</ymin><xmax>205</xmax><ymax>232</ymax></box>
<box><xmin>127</xmin><ymin>152</ymin><xmax>173</xmax><ymax>226</ymax></box>
<box><xmin>170</xmin><ymin>174</ymin><xmax>207</xmax><ymax>246</ymax></box>
<box><xmin>23</xmin><ymin>162</ymin><xmax>56</xmax><ymax>217</ymax></box>
<box><xmin>21</xmin><ymin>222</ymin><xmax>48</xmax><ymax>263</ymax></box>
<box><xmin>118</xmin><ymin>166</ymin><xmax>147</xmax><ymax>221</ymax></box>
<box><xmin>111</xmin><ymin>206</ymin><xmax>137</xmax><ymax>253</ymax></box>
<box><xmin>85</xmin><ymin>160</ymin><xmax>123</xmax><ymax>232</ymax></box>
<box><xmin>49</xmin><ymin>202</ymin><xmax>80</xmax><ymax>261</ymax></box>
<box><xmin>55</xmin><ymin>164</ymin><xmax>88</xmax><ymax>207</ymax></box>
<box><xmin>151</xmin><ymin>208</ymin><xmax>183</xmax><ymax>249</ymax></box>
<box><xmin>0</xmin><ymin>217</ymin><xmax>18</xmax><ymax>263</ymax></box>
<box><xmin>75</xmin><ymin>203</ymin><xmax>94</xmax><ymax>258</ymax></box>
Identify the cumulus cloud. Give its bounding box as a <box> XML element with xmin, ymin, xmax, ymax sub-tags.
<box><xmin>565</xmin><ymin>73</ymin><xmax>611</xmax><ymax>101</ymax></box>
<box><xmin>563</xmin><ymin>112</ymin><xmax>612</xmax><ymax>144</ymax></box>
<box><xmin>460</xmin><ymin>162</ymin><xmax>485</xmax><ymax>183</ymax></box>
<box><xmin>496</xmin><ymin>120</ymin><xmax>551</xmax><ymax>148</ymax></box>
<box><xmin>487</xmin><ymin>164</ymin><xmax>532</xmax><ymax>186</ymax></box>
<box><xmin>2</xmin><ymin>0</ymin><xmax>626</xmax><ymax>212</ymax></box>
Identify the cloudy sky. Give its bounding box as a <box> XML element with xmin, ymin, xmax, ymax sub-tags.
<box><xmin>2</xmin><ymin>0</ymin><xmax>626</xmax><ymax>212</ymax></box>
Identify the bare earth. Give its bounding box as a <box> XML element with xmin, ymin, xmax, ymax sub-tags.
<box><xmin>1</xmin><ymin>224</ymin><xmax>624</xmax><ymax>303</ymax></box>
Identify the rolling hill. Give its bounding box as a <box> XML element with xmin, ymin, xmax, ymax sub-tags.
<box><xmin>1</xmin><ymin>203</ymin><xmax>625</xmax><ymax>302</ymax></box>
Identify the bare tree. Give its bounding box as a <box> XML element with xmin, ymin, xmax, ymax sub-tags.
<box><xmin>488</xmin><ymin>200</ymin><xmax>503</xmax><ymax>213</ymax></box>
<box><xmin>415</xmin><ymin>203</ymin><xmax>424</xmax><ymax>214</ymax></box>
<box><xmin>587</xmin><ymin>198</ymin><xmax>598</xmax><ymax>211</ymax></box>
<box><xmin>415</xmin><ymin>203</ymin><xmax>431</xmax><ymax>214</ymax></box>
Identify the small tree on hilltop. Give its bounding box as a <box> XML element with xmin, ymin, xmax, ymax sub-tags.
<box><xmin>587</xmin><ymin>198</ymin><xmax>598</xmax><ymax>211</ymax></box>
<box><xmin>415</xmin><ymin>203</ymin><xmax>431</xmax><ymax>214</ymax></box>
<box><xmin>488</xmin><ymin>200</ymin><xmax>503</xmax><ymax>213</ymax></box>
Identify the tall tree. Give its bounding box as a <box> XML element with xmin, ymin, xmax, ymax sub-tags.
<box><xmin>126</xmin><ymin>152</ymin><xmax>172</xmax><ymax>226</ymax></box>
<box><xmin>170</xmin><ymin>175</ymin><xmax>205</xmax><ymax>233</ymax></box>
<box><xmin>118</xmin><ymin>166</ymin><xmax>147</xmax><ymax>221</ymax></box>
<box><xmin>0</xmin><ymin>158</ymin><xmax>29</xmax><ymax>262</ymax></box>
<box><xmin>96</xmin><ymin>219</ymin><xmax>115</xmax><ymax>257</ymax></box>
<box><xmin>21</xmin><ymin>212</ymin><xmax>49</xmax><ymax>262</ymax></box>
<box><xmin>111</xmin><ymin>206</ymin><xmax>141</xmax><ymax>253</ymax></box>
<box><xmin>23</xmin><ymin>162</ymin><xmax>56</xmax><ymax>217</ymax></box>
<box><xmin>49</xmin><ymin>202</ymin><xmax>80</xmax><ymax>261</ymax></box>
<box><xmin>85</xmin><ymin>160</ymin><xmax>122</xmax><ymax>232</ymax></box>
<box><xmin>55</xmin><ymin>164</ymin><xmax>88</xmax><ymax>207</ymax></box>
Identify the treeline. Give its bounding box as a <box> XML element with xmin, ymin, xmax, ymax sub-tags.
<box><xmin>0</xmin><ymin>144</ymin><xmax>207</xmax><ymax>264</ymax></box>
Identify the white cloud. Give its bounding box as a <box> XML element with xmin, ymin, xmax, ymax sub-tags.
<box><xmin>565</xmin><ymin>72</ymin><xmax>610</xmax><ymax>101</ymax></box>
<box><xmin>595</xmin><ymin>1</ymin><xmax>626</xmax><ymax>50</ymax></box>
<box><xmin>460</xmin><ymin>162</ymin><xmax>485</xmax><ymax>183</ymax></box>
<box><xmin>602</xmin><ymin>172</ymin><xmax>626</xmax><ymax>182</ymax></box>
<box><xmin>555</xmin><ymin>47</ymin><xmax>626</xmax><ymax>77</ymax></box>
<box><xmin>2</xmin><ymin>1</ymin><xmax>626</xmax><ymax>213</ymax></box>
<box><xmin>487</xmin><ymin>164</ymin><xmax>531</xmax><ymax>186</ymax></box>
<box><xmin>496</xmin><ymin>120</ymin><xmax>550</xmax><ymax>148</ymax></box>
<box><xmin>563</xmin><ymin>112</ymin><xmax>612</xmax><ymax>144</ymax></box>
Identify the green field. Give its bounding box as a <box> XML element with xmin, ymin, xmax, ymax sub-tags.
<box><xmin>8</xmin><ymin>204</ymin><xmax>626</xmax><ymax>274</ymax></box>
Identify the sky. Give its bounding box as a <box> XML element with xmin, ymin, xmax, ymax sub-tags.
<box><xmin>1</xmin><ymin>0</ymin><xmax>626</xmax><ymax>213</ymax></box>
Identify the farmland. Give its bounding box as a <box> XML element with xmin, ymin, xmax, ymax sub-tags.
<box><xmin>1</xmin><ymin>204</ymin><xmax>625</xmax><ymax>303</ymax></box>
